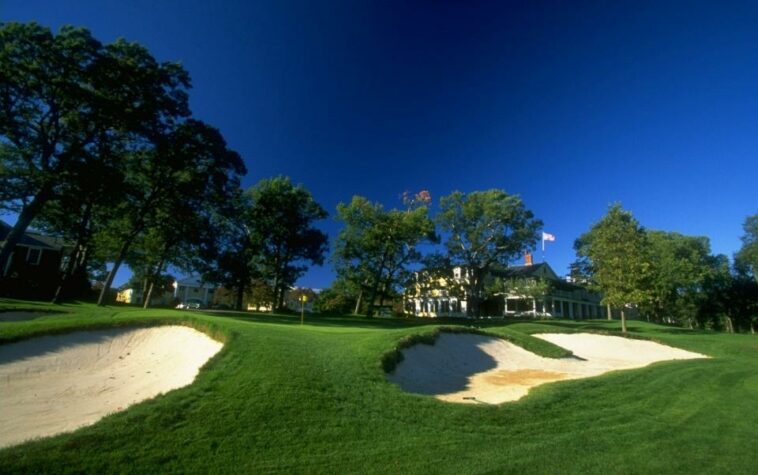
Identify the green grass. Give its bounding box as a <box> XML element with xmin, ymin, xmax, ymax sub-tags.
<box><xmin>1</xmin><ymin>299</ymin><xmax>757</xmax><ymax>473</ymax></box>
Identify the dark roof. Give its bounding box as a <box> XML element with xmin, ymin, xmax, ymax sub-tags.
<box><xmin>0</xmin><ymin>221</ymin><xmax>68</xmax><ymax>251</ymax></box>
<box><xmin>490</xmin><ymin>262</ymin><xmax>586</xmax><ymax>291</ymax></box>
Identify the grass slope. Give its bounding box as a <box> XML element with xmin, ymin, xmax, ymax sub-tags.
<box><xmin>1</xmin><ymin>299</ymin><xmax>757</xmax><ymax>473</ymax></box>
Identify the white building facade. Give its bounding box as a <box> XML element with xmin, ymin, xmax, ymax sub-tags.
<box><xmin>173</xmin><ymin>276</ymin><xmax>216</xmax><ymax>306</ymax></box>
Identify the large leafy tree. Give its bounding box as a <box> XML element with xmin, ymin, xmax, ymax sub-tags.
<box><xmin>436</xmin><ymin>190</ymin><xmax>541</xmax><ymax>317</ymax></box>
<box><xmin>0</xmin><ymin>23</ymin><xmax>103</xmax><ymax>271</ymax></box>
<box><xmin>96</xmin><ymin>120</ymin><xmax>245</xmax><ymax>305</ymax></box>
<box><xmin>202</xmin><ymin>193</ymin><xmax>260</xmax><ymax>311</ymax></box>
<box><xmin>314</xmin><ymin>277</ymin><xmax>362</xmax><ymax>315</ymax></box>
<box><xmin>580</xmin><ymin>204</ymin><xmax>651</xmax><ymax>332</ymax></box>
<box><xmin>334</xmin><ymin>194</ymin><xmax>436</xmax><ymax>317</ymax></box>
<box><xmin>735</xmin><ymin>212</ymin><xmax>758</xmax><ymax>284</ymax></box>
<box><xmin>0</xmin><ymin>23</ymin><xmax>191</xmax><ymax>275</ymax></box>
<box><xmin>34</xmin><ymin>145</ymin><xmax>127</xmax><ymax>302</ymax></box>
<box><xmin>247</xmin><ymin>177</ymin><xmax>328</xmax><ymax>312</ymax></box>
<box><xmin>643</xmin><ymin>231</ymin><xmax>716</xmax><ymax>326</ymax></box>
<box><xmin>697</xmin><ymin>255</ymin><xmax>758</xmax><ymax>333</ymax></box>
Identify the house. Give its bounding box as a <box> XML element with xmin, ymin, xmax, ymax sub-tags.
<box><xmin>173</xmin><ymin>276</ymin><xmax>216</xmax><ymax>306</ymax></box>
<box><xmin>405</xmin><ymin>260</ymin><xmax>605</xmax><ymax>319</ymax></box>
<box><xmin>0</xmin><ymin>221</ymin><xmax>69</xmax><ymax>299</ymax></box>
<box><xmin>115</xmin><ymin>287</ymin><xmax>174</xmax><ymax>306</ymax></box>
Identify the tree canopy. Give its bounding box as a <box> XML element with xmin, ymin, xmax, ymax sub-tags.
<box><xmin>736</xmin><ymin>212</ymin><xmax>758</xmax><ymax>283</ymax></box>
<box><xmin>579</xmin><ymin>204</ymin><xmax>651</xmax><ymax>332</ymax></box>
<box><xmin>436</xmin><ymin>189</ymin><xmax>541</xmax><ymax>316</ymax></box>
<box><xmin>334</xmin><ymin>194</ymin><xmax>436</xmax><ymax>317</ymax></box>
<box><xmin>0</xmin><ymin>22</ymin><xmax>192</xmax><ymax>275</ymax></box>
<box><xmin>247</xmin><ymin>176</ymin><xmax>329</xmax><ymax>311</ymax></box>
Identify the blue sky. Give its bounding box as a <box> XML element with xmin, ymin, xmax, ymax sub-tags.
<box><xmin>2</xmin><ymin>1</ymin><xmax>756</xmax><ymax>288</ymax></box>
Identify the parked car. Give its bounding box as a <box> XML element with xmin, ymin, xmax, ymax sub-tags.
<box><xmin>176</xmin><ymin>299</ymin><xmax>204</xmax><ymax>310</ymax></box>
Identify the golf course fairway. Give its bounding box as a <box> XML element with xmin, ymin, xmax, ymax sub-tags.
<box><xmin>1</xmin><ymin>300</ymin><xmax>756</xmax><ymax>473</ymax></box>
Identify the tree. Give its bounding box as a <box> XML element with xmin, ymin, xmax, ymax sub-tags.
<box><xmin>487</xmin><ymin>276</ymin><xmax>552</xmax><ymax>316</ymax></box>
<box><xmin>202</xmin><ymin>192</ymin><xmax>260</xmax><ymax>311</ymax></box>
<box><xmin>580</xmin><ymin>204</ymin><xmax>651</xmax><ymax>332</ymax></box>
<box><xmin>247</xmin><ymin>177</ymin><xmax>328</xmax><ymax>312</ymax></box>
<box><xmin>34</xmin><ymin>153</ymin><xmax>127</xmax><ymax>302</ymax></box>
<box><xmin>572</xmin><ymin>232</ymin><xmax>610</xmax><ymax>319</ymax></box>
<box><xmin>0</xmin><ymin>23</ymin><xmax>103</xmax><ymax>271</ymax></box>
<box><xmin>96</xmin><ymin>120</ymin><xmax>245</xmax><ymax>305</ymax></box>
<box><xmin>334</xmin><ymin>193</ymin><xmax>436</xmax><ymax>317</ymax></box>
<box><xmin>436</xmin><ymin>190</ymin><xmax>542</xmax><ymax>317</ymax></box>
<box><xmin>735</xmin><ymin>212</ymin><xmax>758</xmax><ymax>284</ymax></box>
<box><xmin>314</xmin><ymin>278</ymin><xmax>362</xmax><ymax>315</ymax></box>
<box><xmin>123</xmin><ymin>268</ymin><xmax>174</xmax><ymax>306</ymax></box>
<box><xmin>0</xmin><ymin>23</ymin><xmax>192</xmax><ymax>276</ymax></box>
<box><xmin>643</xmin><ymin>231</ymin><xmax>715</xmax><ymax>326</ymax></box>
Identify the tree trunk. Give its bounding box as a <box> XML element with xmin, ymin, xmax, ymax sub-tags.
<box><xmin>236</xmin><ymin>285</ymin><xmax>244</xmax><ymax>311</ymax></box>
<box><xmin>0</xmin><ymin>183</ymin><xmax>54</xmax><ymax>275</ymax></box>
<box><xmin>52</xmin><ymin>244</ymin><xmax>83</xmax><ymax>304</ymax></box>
<box><xmin>140</xmin><ymin>277</ymin><xmax>149</xmax><ymax>305</ymax></box>
<box><xmin>143</xmin><ymin>281</ymin><xmax>155</xmax><ymax>309</ymax></box>
<box><xmin>277</xmin><ymin>283</ymin><xmax>286</xmax><ymax>312</ymax></box>
<box><xmin>467</xmin><ymin>270</ymin><xmax>484</xmax><ymax>318</ymax></box>
<box><xmin>379</xmin><ymin>282</ymin><xmax>386</xmax><ymax>309</ymax></box>
<box><xmin>52</xmin><ymin>201</ymin><xmax>94</xmax><ymax>304</ymax></box>
<box><xmin>354</xmin><ymin>289</ymin><xmax>363</xmax><ymax>315</ymax></box>
<box><xmin>621</xmin><ymin>309</ymin><xmax>627</xmax><ymax>333</ymax></box>
<box><xmin>97</xmin><ymin>232</ymin><xmax>139</xmax><ymax>306</ymax></box>
<box><xmin>725</xmin><ymin>316</ymin><xmax>734</xmax><ymax>334</ymax></box>
<box><xmin>366</xmin><ymin>276</ymin><xmax>381</xmax><ymax>318</ymax></box>
<box><xmin>606</xmin><ymin>303</ymin><xmax>612</xmax><ymax>320</ymax></box>
<box><xmin>143</xmin><ymin>255</ymin><xmax>166</xmax><ymax>309</ymax></box>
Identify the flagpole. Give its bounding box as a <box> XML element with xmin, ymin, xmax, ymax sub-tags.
<box><xmin>541</xmin><ymin>235</ymin><xmax>545</xmax><ymax>263</ymax></box>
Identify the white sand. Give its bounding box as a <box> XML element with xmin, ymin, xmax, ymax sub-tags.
<box><xmin>0</xmin><ymin>325</ymin><xmax>223</xmax><ymax>448</ymax></box>
<box><xmin>388</xmin><ymin>332</ymin><xmax>707</xmax><ymax>405</ymax></box>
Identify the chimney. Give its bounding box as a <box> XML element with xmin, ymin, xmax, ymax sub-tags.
<box><xmin>525</xmin><ymin>253</ymin><xmax>533</xmax><ymax>266</ymax></box>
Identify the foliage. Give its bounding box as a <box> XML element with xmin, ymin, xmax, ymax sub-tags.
<box><xmin>202</xmin><ymin>194</ymin><xmax>260</xmax><ymax>311</ymax></box>
<box><xmin>247</xmin><ymin>176</ymin><xmax>328</xmax><ymax>311</ymax></box>
<box><xmin>642</xmin><ymin>231</ymin><xmax>718</xmax><ymax>326</ymax></box>
<box><xmin>735</xmin><ymin>212</ymin><xmax>758</xmax><ymax>283</ymax></box>
<box><xmin>436</xmin><ymin>189</ymin><xmax>542</xmax><ymax>316</ymax></box>
<box><xmin>95</xmin><ymin>119</ymin><xmax>244</xmax><ymax>305</ymax></box>
<box><xmin>488</xmin><ymin>276</ymin><xmax>552</xmax><ymax>300</ymax></box>
<box><xmin>334</xmin><ymin>194</ymin><xmax>436</xmax><ymax>317</ymax></box>
<box><xmin>0</xmin><ymin>22</ymin><xmax>192</xmax><ymax>274</ymax></box>
<box><xmin>580</xmin><ymin>204</ymin><xmax>652</xmax><ymax>331</ymax></box>
<box><xmin>314</xmin><ymin>278</ymin><xmax>361</xmax><ymax>314</ymax></box>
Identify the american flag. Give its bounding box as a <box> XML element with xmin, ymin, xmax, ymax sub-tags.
<box><xmin>542</xmin><ymin>232</ymin><xmax>556</xmax><ymax>242</ymax></box>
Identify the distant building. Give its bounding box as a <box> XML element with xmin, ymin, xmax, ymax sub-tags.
<box><xmin>173</xmin><ymin>276</ymin><xmax>216</xmax><ymax>306</ymax></box>
<box><xmin>405</xmin><ymin>261</ymin><xmax>605</xmax><ymax>319</ymax></box>
<box><xmin>0</xmin><ymin>221</ymin><xmax>69</xmax><ymax>299</ymax></box>
<box><xmin>115</xmin><ymin>287</ymin><xmax>174</xmax><ymax>306</ymax></box>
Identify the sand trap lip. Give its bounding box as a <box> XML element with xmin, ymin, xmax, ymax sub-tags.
<box><xmin>387</xmin><ymin>332</ymin><xmax>707</xmax><ymax>405</ymax></box>
<box><xmin>0</xmin><ymin>325</ymin><xmax>223</xmax><ymax>448</ymax></box>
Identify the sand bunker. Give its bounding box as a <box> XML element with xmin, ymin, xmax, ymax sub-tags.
<box><xmin>388</xmin><ymin>332</ymin><xmax>707</xmax><ymax>405</ymax></box>
<box><xmin>0</xmin><ymin>325</ymin><xmax>223</xmax><ymax>448</ymax></box>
